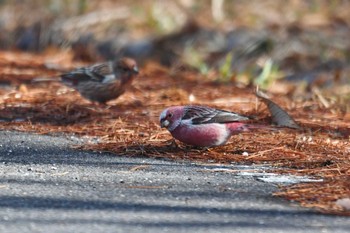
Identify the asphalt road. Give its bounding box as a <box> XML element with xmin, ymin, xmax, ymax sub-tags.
<box><xmin>0</xmin><ymin>130</ymin><xmax>349</xmax><ymax>233</ymax></box>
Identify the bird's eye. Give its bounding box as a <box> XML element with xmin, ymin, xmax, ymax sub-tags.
<box><xmin>168</xmin><ymin>113</ymin><xmax>173</xmax><ymax>118</ymax></box>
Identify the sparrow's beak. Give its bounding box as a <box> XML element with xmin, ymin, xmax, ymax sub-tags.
<box><xmin>132</xmin><ymin>66</ymin><xmax>139</xmax><ymax>74</ymax></box>
<box><xmin>160</xmin><ymin>120</ymin><xmax>169</xmax><ymax>128</ymax></box>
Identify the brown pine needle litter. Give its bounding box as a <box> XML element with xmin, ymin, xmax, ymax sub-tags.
<box><xmin>0</xmin><ymin>51</ymin><xmax>349</xmax><ymax>215</ymax></box>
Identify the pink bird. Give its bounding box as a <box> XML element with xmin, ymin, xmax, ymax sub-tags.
<box><xmin>160</xmin><ymin>105</ymin><xmax>256</xmax><ymax>147</ymax></box>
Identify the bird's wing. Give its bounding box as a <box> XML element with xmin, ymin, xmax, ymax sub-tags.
<box><xmin>89</xmin><ymin>62</ymin><xmax>114</xmax><ymax>78</ymax></box>
<box><xmin>183</xmin><ymin>106</ymin><xmax>250</xmax><ymax>124</ymax></box>
<box><xmin>61</xmin><ymin>62</ymin><xmax>114</xmax><ymax>84</ymax></box>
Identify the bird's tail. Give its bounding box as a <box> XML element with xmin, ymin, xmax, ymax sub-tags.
<box><xmin>227</xmin><ymin>122</ymin><xmax>276</xmax><ymax>135</ymax></box>
<box><xmin>245</xmin><ymin>124</ymin><xmax>277</xmax><ymax>132</ymax></box>
<box><xmin>31</xmin><ymin>76</ymin><xmax>60</xmax><ymax>83</ymax></box>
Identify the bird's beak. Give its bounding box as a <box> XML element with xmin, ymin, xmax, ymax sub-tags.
<box><xmin>161</xmin><ymin>120</ymin><xmax>169</xmax><ymax>128</ymax></box>
<box><xmin>132</xmin><ymin>66</ymin><xmax>139</xmax><ymax>74</ymax></box>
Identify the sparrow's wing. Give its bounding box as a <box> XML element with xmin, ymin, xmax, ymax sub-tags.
<box><xmin>61</xmin><ymin>62</ymin><xmax>114</xmax><ymax>85</ymax></box>
<box><xmin>89</xmin><ymin>62</ymin><xmax>114</xmax><ymax>78</ymax></box>
<box><xmin>183</xmin><ymin>106</ymin><xmax>250</xmax><ymax>124</ymax></box>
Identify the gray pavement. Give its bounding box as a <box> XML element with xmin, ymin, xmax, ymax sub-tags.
<box><xmin>0</xmin><ymin>130</ymin><xmax>349</xmax><ymax>233</ymax></box>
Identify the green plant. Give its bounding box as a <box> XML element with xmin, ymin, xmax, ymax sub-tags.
<box><xmin>182</xmin><ymin>46</ymin><xmax>210</xmax><ymax>75</ymax></box>
<box><xmin>254</xmin><ymin>59</ymin><xmax>281</xmax><ymax>88</ymax></box>
<box><xmin>217</xmin><ymin>52</ymin><xmax>233</xmax><ymax>82</ymax></box>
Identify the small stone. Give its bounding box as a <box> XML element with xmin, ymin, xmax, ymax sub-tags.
<box><xmin>336</xmin><ymin>198</ymin><xmax>350</xmax><ymax>210</ymax></box>
<box><xmin>189</xmin><ymin>94</ymin><xmax>196</xmax><ymax>102</ymax></box>
<box><xmin>242</xmin><ymin>151</ymin><xmax>249</xmax><ymax>156</ymax></box>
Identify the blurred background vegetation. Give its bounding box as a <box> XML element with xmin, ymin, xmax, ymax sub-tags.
<box><xmin>0</xmin><ymin>0</ymin><xmax>350</xmax><ymax>92</ymax></box>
